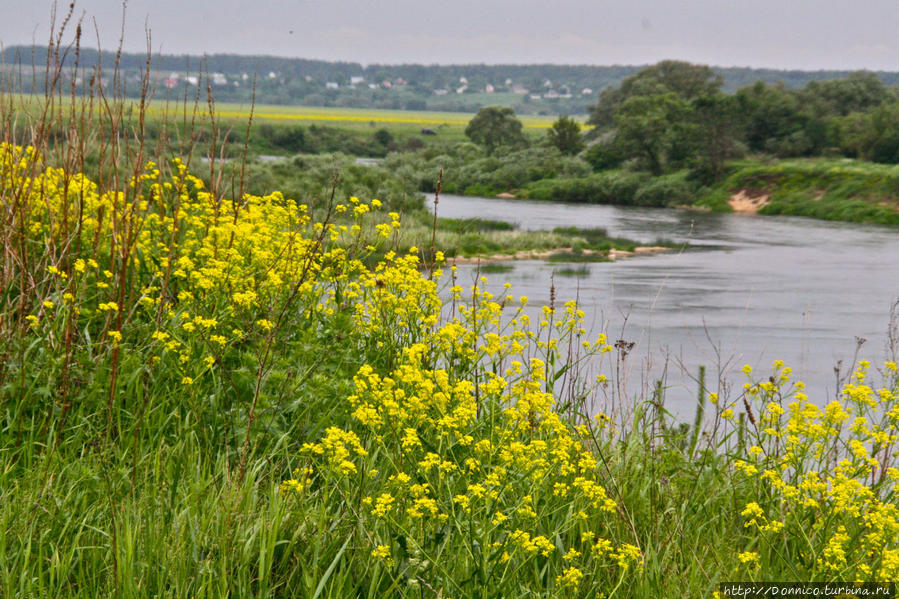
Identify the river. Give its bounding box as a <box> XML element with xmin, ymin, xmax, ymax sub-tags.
<box><xmin>430</xmin><ymin>194</ymin><xmax>899</xmax><ymax>417</ymax></box>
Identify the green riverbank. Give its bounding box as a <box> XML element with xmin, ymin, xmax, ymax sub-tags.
<box><xmin>382</xmin><ymin>146</ymin><xmax>899</xmax><ymax>227</ymax></box>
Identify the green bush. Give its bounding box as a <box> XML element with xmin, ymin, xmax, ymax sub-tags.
<box><xmin>633</xmin><ymin>173</ymin><xmax>693</xmax><ymax>207</ymax></box>
<box><xmin>222</xmin><ymin>153</ymin><xmax>425</xmax><ymax>213</ymax></box>
<box><xmin>524</xmin><ymin>171</ymin><xmax>655</xmax><ymax>205</ymax></box>
<box><xmin>386</xmin><ymin>143</ymin><xmax>592</xmax><ymax>195</ymax></box>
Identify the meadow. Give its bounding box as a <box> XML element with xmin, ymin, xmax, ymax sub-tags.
<box><xmin>2</xmin><ymin>48</ymin><xmax>899</xmax><ymax>599</ymax></box>
<box><xmin>202</xmin><ymin>102</ymin><xmax>559</xmax><ymax>130</ymax></box>
<box><xmin>10</xmin><ymin>91</ymin><xmax>559</xmax><ymax>136</ymax></box>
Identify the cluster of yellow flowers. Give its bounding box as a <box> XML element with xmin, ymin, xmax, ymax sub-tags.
<box><xmin>294</xmin><ymin>251</ymin><xmax>641</xmax><ymax>592</ymax></box>
<box><xmin>3</xmin><ymin>142</ymin><xmax>398</xmax><ymax>396</ymax></box>
<box><xmin>733</xmin><ymin>360</ymin><xmax>899</xmax><ymax>580</ymax></box>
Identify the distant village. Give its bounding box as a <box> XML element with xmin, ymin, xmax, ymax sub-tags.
<box><xmin>162</xmin><ymin>70</ymin><xmax>592</xmax><ymax>97</ymax></box>
<box><xmin>63</xmin><ymin>62</ymin><xmax>610</xmax><ymax>115</ymax></box>
<box><xmin>40</xmin><ymin>61</ymin><xmax>604</xmax><ymax>115</ymax></box>
<box><xmin>7</xmin><ymin>46</ymin><xmax>899</xmax><ymax>116</ymax></box>
<box><xmin>157</xmin><ymin>70</ymin><xmax>596</xmax><ymax>110</ymax></box>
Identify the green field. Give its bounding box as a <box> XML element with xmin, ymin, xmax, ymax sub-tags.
<box><xmin>200</xmin><ymin>102</ymin><xmax>560</xmax><ymax>129</ymax></box>
<box><xmin>7</xmin><ymin>92</ymin><xmax>561</xmax><ymax>132</ymax></box>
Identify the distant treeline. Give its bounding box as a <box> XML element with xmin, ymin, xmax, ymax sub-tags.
<box><xmin>584</xmin><ymin>61</ymin><xmax>899</xmax><ymax>175</ymax></box>
<box><xmin>5</xmin><ymin>45</ymin><xmax>899</xmax><ymax>114</ymax></box>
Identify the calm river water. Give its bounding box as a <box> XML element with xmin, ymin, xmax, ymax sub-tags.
<box><xmin>430</xmin><ymin>194</ymin><xmax>899</xmax><ymax>417</ymax></box>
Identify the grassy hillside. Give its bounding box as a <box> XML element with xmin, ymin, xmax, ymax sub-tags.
<box><xmin>716</xmin><ymin>159</ymin><xmax>899</xmax><ymax>225</ymax></box>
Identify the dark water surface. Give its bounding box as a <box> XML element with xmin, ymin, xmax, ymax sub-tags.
<box><xmin>431</xmin><ymin>194</ymin><xmax>899</xmax><ymax>417</ymax></box>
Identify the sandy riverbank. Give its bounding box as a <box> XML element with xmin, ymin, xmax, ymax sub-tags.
<box><xmin>728</xmin><ymin>189</ymin><xmax>770</xmax><ymax>213</ymax></box>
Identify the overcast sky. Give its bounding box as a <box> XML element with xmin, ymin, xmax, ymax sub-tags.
<box><xmin>3</xmin><ymin>0</ymin><xmax>899</xmax><ymax>70</ymax></box>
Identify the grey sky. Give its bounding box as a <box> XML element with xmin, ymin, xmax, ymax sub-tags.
<box><xmin>3</xmin><ymin>0</ymin><xmax>899</xmax><ymax>70</ymax></box>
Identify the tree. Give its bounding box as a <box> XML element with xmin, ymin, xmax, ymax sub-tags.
<box><xmin>588</xmin><ymin>86</ymin><xmax>623</xmax><ymax>130</ymax></box>
<box><xmin>625</xmin><ymin>60</ymin><xmax>722</xmax><ymax>101</ymax></box>
<box><xmin>547</xmin><ymin>115</ymin><xmax>584</xmax><ymax>155</ymax></box>
<box><xmin>802</xmin><ymin>72</ymin><xmax>889</xmax><ymax>117</ymax></box>
<box><xmin>838</xmin><ymin>103</ymin><xmax>899</xmax><ymax>163</ymax></box>
<box><xmin>735</xmin><ymin>82</ymin><xmax>804</xmax><ymax>154</ymax></box>
<box><xmin>465</xmin><ymin>106</ymin><xmax>526</xmax><ymax>153</ymax></box>
<box><xmin>690</xmin><ymin>93</ymin><xmax>742</xmax><ymax>181</ymax></box>
<box><xmin>583</xmin><ymin>133</ymin><xmax>626</xmax><ymax>171</ymax></box>
<box><xmin>588</xmin><ymin>60</ymin><xmax>722</xmax><ymax>130</ymax></box>
<box><xmin>614</xmin><ymin>93</ymin><xmax>691</xmax><ymax>175</ymax></box>
<box><xmin>373</xmin><ymin>128</ymin><xmax>393</xmax><ymax>147</ymax></box>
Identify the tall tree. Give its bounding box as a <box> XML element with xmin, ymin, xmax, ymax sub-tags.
<box><xmin>625</xmin><ymin>60</ymin><xmax>722</xmax><ymax>100</ymax></box>
<box><xmin>802</xmin><ymin>71</ymin><xmax>889</xmax><ymax>117</ymax></box>
<box><xmin>588</xmin><ymin>60</ymin><xmax>722</xmax><ymax>130</ymax></box>
<box><xmin>614</xmin><ymin>93</ymin><xmax>691</xmax><ymax>175</ymax></box>
<box><xmin>465</xmin><ymin>106</ymin><xmax>527</xmax><ymax>153</ymax></box>
<box><xmin>546</xmin><ymin>115</ymin><xmax>584</xmax><ymax>155</ymax></box>
<box><xmin>690</xmin><ymin>93</ymin><xmax>742</xmax><ymax>181</ymax></box>
<box><xmin>838</xmin><ymin>104</ymin><xmax>899</xmax><ymax>163</ymax></box>
<box><xmin>735</xmin><ymin>82</ymin><xmax>804</xmax><ymax>154</ymax></box>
